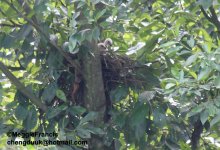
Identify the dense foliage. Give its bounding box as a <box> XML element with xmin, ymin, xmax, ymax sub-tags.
<box><xmin>0</xmin><ymin>0</ymin><xmax>220</xmax><ymax>149</ymax></box>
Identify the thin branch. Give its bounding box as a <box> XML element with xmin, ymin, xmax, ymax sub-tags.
<box><xmin>0</xmin><ymin>61</ymin><xmax>47</xmax><ymax>112</ymax></box>
<box><xmin>209</xmin><ymin>5</ymin><xmax>220</xmax><ymax>31</ymax></box>
<box><xmin>200</xmin><ymin>6</ymin><xmax>212</xmax><ymax>22</ymax></box>
<box><xmin>0</xmin><ymin>9</ymin><xmax>22</xmax><ymax>27</ymax></box>
<box><xmin>7</xmin><ymin>66</ymin><xmax>25</xmax><ymax>71</ymax></box>
<box><xmin>200</xmin><ymin>5</ymin><xmax>220</xmax><ymax>32</ymax></box>
<box><xmin>209</xmin><ymin>6</ymin><xmax>218</xmax><ymax>20</ymax></box>
<box><xmin>0</xmin><ymin>23</ymin><xmax>20</xmax><ymax>27</ymax></box>
<box><xmin>59</xmin><ymin>0</ymin><xmax>66</xmax><ymax>7</ymax></box>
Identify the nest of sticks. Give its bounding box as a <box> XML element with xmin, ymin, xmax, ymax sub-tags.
<box><xmin>101</xmin><ymin>51</ymin><xmax>146</xmax><ymax>91</ymax></box>
<box><xmin>55</xmin><ymin>49</ymin><xmax>158</xmax><ymax>107</ymax></box>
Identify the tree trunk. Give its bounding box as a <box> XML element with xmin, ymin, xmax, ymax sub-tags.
<box><xmin>81</xmin><ymin>41</ymin><xmax>106</xmax><ymax>120</ymax></box>
<box><xmin>191</xmin><ymin>120</ymin><xmax>203</xmax><ymax>150</ymax></box>
<box><xmin>81</xmin><ymin>41</ymin><xmax>108</xmax><ymax>149</ymax></box>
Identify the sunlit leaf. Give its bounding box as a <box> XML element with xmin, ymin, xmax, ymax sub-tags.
<box><xmin>56</xmin><ymin>89</ymin><xmax>67</xmax><ymax>102</ymax></box>
<box><xmin>186</xmin><ymin>36</ymin><xmax>195</xmax><ymax>48</ymax></box>
<box><xmin>126</xmin><ymin>42</ymin><xmax>145</xmax><ymax>55</ymax></box>
<box><xmin>184</xmin><ymin>54</ymin><xmax>198</xmax><ymax>66</ymax></box>
<box><xmin>159</xmin><ymin>41</ymin><xmax>177</xmax><ymax>48</ymax></box>
<box><xmin>198</xmin><ymin>67</ymin><xmax>212</xmax><ymax>81</ymax></box>
<box><xmin>95</xmin><ymin>9</ymin><xmax>106</xmax><ymax>20</ymax></box>
<box><xmin>165</xmin><ymin>83</ymin><xmax>176</xmax><ymax>89</ymax></box>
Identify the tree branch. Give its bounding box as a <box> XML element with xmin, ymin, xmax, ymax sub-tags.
<box><xmin>0</xmin><ymin>23</ymin><xmax>20</xmax><ymax>27</ymax></box>
<box><xmin>209</xmin><ymin>5</ymin><xmax>220</xmax><ymax>31</ymax></box>
<box><xmin>200</xmin><ymin>6</ymin><xmax>212</xmax><ymax>22</ymax></box>
<box><xmin>0</xmin><ymin>61</ymin><xmax>47</xmax><ymax>112</ymax></box>
<box><xmin>0</xmin><ymin>9</ymin><xmax>22</xmax><ymax>27</ymax></box>
<box><xmin>7</xmin><ymin>66</ymin><xmax>25</xmax><ymax>71</ymax></box>
<box><xmin>2</xmin><ymin>0</ymin><xmax>81</xmax><ymax>74</ymax></box>
<box><xmin>200</xmin><ymin>5</ymin><xmax>220</xmax><ymax>32</ymax></box>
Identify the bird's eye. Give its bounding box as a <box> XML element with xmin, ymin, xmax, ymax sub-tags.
<box><xmin>108</xmin><ymin>41</ymin><xmax>112</xmax><ymax>45</ymax></box>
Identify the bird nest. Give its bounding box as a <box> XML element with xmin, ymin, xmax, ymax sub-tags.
<box><xmin>55</xmin><ymin>48</ymin><xmax>158</xmax><ymax>106</ymax></box>
<box><xmin>101</xmin><ymin>51</ymin><xmax>143</xmax><ymax>91</ymax></box>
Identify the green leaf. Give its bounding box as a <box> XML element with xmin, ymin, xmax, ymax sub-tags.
<box><xmin>95</xmin><ymin>9</ymin><xmax>106</xmax><ymax>20</ymax></box>
<box><xmin>153</xmin><ymin>108</ymin><xmax>167</xmax><ymax>127</ymax></box>
<box><xmin>207</xmin><ymin>105</ymin><xmax>218</xmax><ymax>116</ymax></box>
<box><xmin>62</xmin><ymin>42</ymin><xmax>69</xmax><ymax>51</ymax></box>
<box><xmin>214</xmin><ymin>77</ymin><xmax>220</xmax><ymax>89</ymax></box>
<box><xmin>79</xmin><ymin>29</ymin><xmax>93</xmax><ymax>42</ymax></box>
<box><xmin>0</xmin><ymin>84</ymin><xmax>2</xmax><ymax>101</ymax></box>
<box><xmin>79</xmin><ymin>112</ymin><xmax>98</xmax><ymax>125</ymax></box>
<box><xmin>186</xmin><ymin>36</ymin><xmax>195</xmax><ymax>48</ymax></box>
<box><xmin>68</xmin><ymin>106</ymin><xmax>86</xmax><ymax>116</ymax></box>
<box><xmin>46</xmin><ymin>105</ymin><xmax>68</xmax><ymax>119</ymax></box>
<box><xmin>126</xmin><ymin>42</ymin><xmax>146</xmax><ymax>55</ymax></box>
<box><xmin>165</xmin><ymin>83</ymin><xmax>176</xmax><ymax>89</ymax></box>
<box><xmin>200</xmin><ymin>110</ymin><xmax>209</xmax><ymax>125</ymax></box>
<box><xmin>6</xmin><ymin>101</ymin><xmax>18</xmax><ymax>109</ymax></box>
<box><xmin>17</xmin><ymin>25</ymin><xmax>33</xmax><ymax>39</ymax></box>
<box><xmin>92</xmin><ymin>26</ymin><xmax>100</xmax><ymax>41</ymax></box>
<box><xmin>15</xmin><ymin>105</ymin><xmax>28</xmax><ymax>120</ymax></box>
<box><xmin>134</xmin><ymin>120</ymin><xmax>146</xmax><ymax>141</ymax></box>
<box><xmin>42</xmin><ymin>82</ymin><xmax>57</xmax><ymax>103</ymax></box>
<box><xmin>214</xmin><ymin>96</ymin><xmax>220</xmax><ymax>107</ymax></box>
<box><xmin>159</xmin><ymin>41</ymin><xmax>177</xmax><ymax>48</ymax></box>
<box><xmin>114</xmin><ymin>113</ymin><xmax>126</xmax><ymax>128</ymax></box>
<box><xmin>184</xmin><ymin>54</ymin><xmax>198</xmax><ymax>66</ymax></box>
<box><xmin>179</xmin><ymin>70</ymin><xmax>184</xmax><ymax>82</ymax></box>
<box><xmin>130</xmin><ymin>103</ymin><xmax>148</xmax><ymax>127</ymax></box>
<box><xmin>188</xmin><ymin>105</ymin><xmax>205</xmax><ymax>117</ymax></box>
<box><xmin>198</xmin><ymin>0</ymin><xmax>213</xmax><ymax>10</ymax></box>
<box><xmin>76</xmin><ymin>128</ymin><xmax>91</xmax><ymax>138</ymax></box>
<box><xmin>56</xmin><ymin>89</ymin><xmax>67</xmax><ymax>102</ymax></box>
<box><xmin>79</xmin><ymin>29</ymin><xmax>90</xmax><ymax>42</ymax></box>
<box><xmin>171</xmin><ymin>67</ymin><xmax>179</xmax><ymax>78</ymax></box>
<box><xmin>189</xmin><ymin>71</ymin><xmax>197</xmax><ymax>79</ymax></box>
<box><xmin>15</xmin><ymin>91</ymin><xmax>29</xmax><ymax>105</ymax></box>
<box><xmin>166</xmin><ymin>46</ymin><xmax>183</xmax><ymax>56</ymax></box>
<box><xmin>91</xmin><ymin>0</ymin><xmax>101</xmax><ymax>4</ymax></box>
<box><xmin>110</xmin><ymin>86</ymin><xmax>128</xmax><ymax>102</ymax></box>
<box><xmin>210</xmin><ymin>113</ymin><xmax>220</xmax><ymax>127</ymax></box>
<box><xmin>23</xmin><ymin>107</ymin><xmax>38</xmax><ymax>131</ymax></box>
<box><xmin>87</xmin><ymin>125</ymin><xmax>105</xmax><ymax>135</ymax></box>
<box><xmin>198</xmin><ymin>67</ymin><xmax>212</xmax><ymax>81</ymax></box>
<box><xmin>68</xmin><ymin>36</ymin><xmax>77</xmax><ymax>53</ymax></box>
<box><xmin>59</xmin><ymin>117</ymin><xmax>69</xmax><ymax>129</ymax></box>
